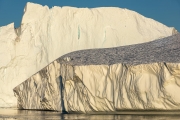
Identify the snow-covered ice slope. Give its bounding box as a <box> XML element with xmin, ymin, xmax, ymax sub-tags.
<box><xmin>0</xmin><ymin>2</ymin><xmax>178</xmax><ymax>107</ymax></box>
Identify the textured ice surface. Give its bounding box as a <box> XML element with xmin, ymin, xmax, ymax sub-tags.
<box><xmin>0</xmin><ymin>2</ymin><xmax>178</xmax><ymax>107</ymax></box>
<box><xmin>14</xmin><ymin>34</ymin><xmax>180</xmax><ymax>112</ymax></box>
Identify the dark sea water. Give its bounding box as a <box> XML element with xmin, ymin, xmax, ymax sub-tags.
<box><xmin>1</xmin><ymin>108</ymin><xmax>180</xmax><ymax>120</ymax></box>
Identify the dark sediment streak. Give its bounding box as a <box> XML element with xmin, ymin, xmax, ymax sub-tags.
<box><xmin>59</xmin><ymin>33</ymin><xmax>180</xmax><ymax>66</ymax></box>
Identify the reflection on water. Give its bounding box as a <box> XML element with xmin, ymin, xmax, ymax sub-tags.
<box><xmin>0</xmin><ymin>108</ymin><xmax>180</xmax><ymax>120</ymax></box>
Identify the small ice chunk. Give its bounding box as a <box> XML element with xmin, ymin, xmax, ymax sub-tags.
<box><xmin>64</xmin><ymin>57</ymin><xmax>71</xmax><ymax>62</ymax></box>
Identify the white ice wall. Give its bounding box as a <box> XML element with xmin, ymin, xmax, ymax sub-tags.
<box><xmin>14</xmin><ymin>62</ymin><xmax>180</xmax><ymax>112</ymax></box>
<box><xmin>0</xmin><ymin>2</ymin><xmax>177</xmax><ymax>107</ymax></box>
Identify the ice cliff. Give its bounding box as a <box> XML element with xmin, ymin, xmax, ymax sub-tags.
<box><xmin>14</xmin><ymin>33</ymin><xmax>180</xmax><ymax>112</ymax></box>
<box><xmin>0</xmin><ymin>2</ymin><xmax>178</xmax><ymax>107</ymax></box>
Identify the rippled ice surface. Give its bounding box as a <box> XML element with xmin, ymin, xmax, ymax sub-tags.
<box><xmin>1</xmin><ymin>108</ymin><xmax>180</xmax><ymax>120</ymax></box>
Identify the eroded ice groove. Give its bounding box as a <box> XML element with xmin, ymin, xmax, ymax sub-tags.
<box><xmin>14</xmin><ymin>34</ymin><xmax>180</xmax><ymax>112</ymax></box>
<box><xmin>0</xmin><ymin>2</ymin><xmax>178</xmax><ymax>107</ymax></box>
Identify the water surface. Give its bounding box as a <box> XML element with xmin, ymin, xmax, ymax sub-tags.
<box><xmin>1</xmin><ymin>108</ymin><xmax>180</xmax><ymax>120</ymax></box>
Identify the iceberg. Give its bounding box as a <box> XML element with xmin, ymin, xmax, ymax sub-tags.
<box><xmin>14</xmin><ymin>33</ymin><xmax>180</xmax><ymax>112</ymax></box>
<box><xmin>0</xmin><ymin>2</ymin><xmax>177</xmax><ymax>107</ymax></box>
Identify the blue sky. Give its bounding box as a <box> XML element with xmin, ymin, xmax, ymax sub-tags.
<box><xmin>0</xmin><ymin>0</ymin><xmax>180</xmax><ymax>31</ymax></box>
